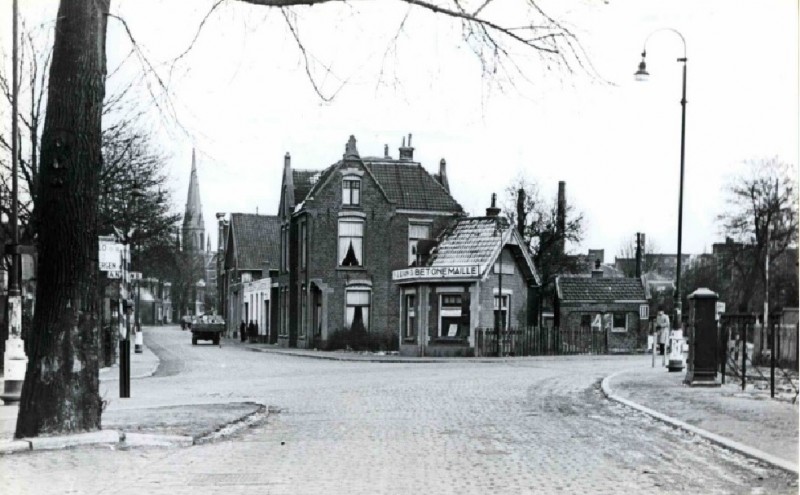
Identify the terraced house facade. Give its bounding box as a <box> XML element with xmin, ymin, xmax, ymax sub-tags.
<box><xmin>275</xmin><ymin>135</ymin><xmax>463</xmax><ymax>349</ymax></box>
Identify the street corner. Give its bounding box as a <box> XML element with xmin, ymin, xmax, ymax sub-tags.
<box><xmin>104</xmin><ymin>402</ymin><xmax>268</xmax><ymax>446</ymax></box>
<box><xmin>27</xmin><ymin>429</ymin><xmax>121</xmax><ymax>452</ymax></box>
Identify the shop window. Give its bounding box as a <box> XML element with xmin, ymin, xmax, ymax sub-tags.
<box><xmin>346</xmin><ymin>289</ymin><xmax>370</xmax><ymax>331</ymax></box>
<box><xmin>612</xmin><ymin>313</ymin><xmax>628</xmax><ymax>332</ymax></box>
<box><xmin>342</xmin><ymin>177</ymin><xmax>361</xmax><ymax>206</ymax></box>
<box><xmin>403</xmin><ymin>293</ymin><xmax>416</xmax><ymax>338</ymax></box>
<box><xmin>493</xmin><ymin>294</ymin><xmax>510</xmax><ymax>330</ymax></box>
<box><xmin>440</xmin><ymin>294</ymin><xmax>463</xmax><ymax>337</ymax></box>
<box><xmin>408</xmin><ymin>223</ymin><xmax>431</xmax><ymax>265</ymax></box>
<box><xmin>338</xmin><ymin>219</ymin><xmax>364</xmax><ymax>267</ymax></box>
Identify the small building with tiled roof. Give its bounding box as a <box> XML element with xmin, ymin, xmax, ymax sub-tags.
<box><xmin>274</xmin><ymin>134</ymin><xmax>464</xmax><ymax>349</ymax></box>
<box><xmin>219</xmin><ymin>213</ymin><xmax>281</xmax><ymax>339</ymax></box>
<box><xmin>555</xmin><ymin>260</ymin><xmax>650</xmax><ymax>353</ymax></box>
<box><xmin>392</xmin><ymin>196</ymin><xmax>540</xmax><ymax>357</ymax></box>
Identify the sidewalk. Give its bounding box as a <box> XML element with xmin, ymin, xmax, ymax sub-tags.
<box><xmin>604</xmin><ymin>363</ymin><xmax>799</xmax><ymax>474</ymax></box>
<box><xmin>0</xmin><ymin>332</ymin><xmax>265</xmax><ymax>453</ymax></box>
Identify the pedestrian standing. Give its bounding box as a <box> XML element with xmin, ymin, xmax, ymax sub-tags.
<box><xmin>253</xmin><ymin>321</ymin><xmax>259</xmax><ymax>343</ymax></box>
<box><xmin>240</xmin><ymin>320</ymin><xmax>247</xmax><ymax>342</ymax></box>
<box><xmin>247</xmin><ymin>320</ymin><xmax>256</xmax><ymax>343</ymax></box>
<box><xmin>655</xmin><ymin>307</ymin><xmax>671</xmax><ymax>357</ymax></box>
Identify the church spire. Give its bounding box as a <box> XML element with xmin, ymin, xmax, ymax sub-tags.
<box><xmin>182</xmin><ymin>148</ymin><xmax>205</xmax><ymax>252</ymax></box>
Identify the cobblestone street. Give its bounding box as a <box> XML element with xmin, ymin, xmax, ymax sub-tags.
<box><xmin>2</xmin><ymin>326</ymin><xmax>796</xmax><ymax>494</ymax></box>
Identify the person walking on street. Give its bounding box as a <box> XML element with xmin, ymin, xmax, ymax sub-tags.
<box><xmin>240</xmin><ymin>320</ymin><xmax>247</xmax><ymax>342</ymax></box>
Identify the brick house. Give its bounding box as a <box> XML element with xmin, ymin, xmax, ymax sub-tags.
<box><xmin>555</xmin><ymin>262</ymin><xmax>650</xmax><ymax>352</ymax></box>
<box><xmin>276</xmin><ymin>134</ymin><xmax>463</xmax><ymax>349</ymax></box>
<box><xmin>392</xmin><ymin>200</ymin><xmax>540</xmax><ymax>357</ymax></box>
<box><xmin>220</xmin><ymin>213</ymin><xmax>281</xmax><ymax>338</ymax></box>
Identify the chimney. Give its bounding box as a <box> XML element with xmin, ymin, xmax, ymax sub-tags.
<box><xmin>384</xmin><ymin>144</ymin><xmax>390</xmax><ymax>158</ymax></box>
<box><xmin>438</xmin><ymin>158</ymin><xmax>450</xmax><ymax>192</ymax></box>
<box><xmin>591</xmin><ymin>259</ymin><xmax>603</xmax><ymax>278</ymax></box>
<box><xmin>557</xmin><ymin>181</ymin><xmax>566</xmax><ymax>254</ymax></box>
<box><xmin>398</xmin><ymin>133</ymin><xmax>414</xmax><ymax>161</ymax></box>
<box><xmin>635</xmin><ymin>232</ymin><xmax>643</xmax><ymax>278</ymax></box>
<box><xmin>284</xmin><ymin>151</ymin><xmax>291</xmax><ymax>170</ymax></box>
<box><xmin>486</xmin><ymin>193</ymin><xmax>501</xmax><ymax>217</ymax></box>
<box><xmin>516</xmin><ymin>188</ymin><xmax>526</xmax><ymax>235</ymax></box>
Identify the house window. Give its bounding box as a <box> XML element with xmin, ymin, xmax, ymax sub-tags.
<box><xmin>342</xmin><ymin>178</ymin><xmax>361</xmax><ymax>206</ymax></box>
<box><xmin>281</xmin><ymin>288</ymin><xmax>290</xmax><ymax>336</ymax></box>
<box><xmin>440</xmin><ymin>294</ymin><xmax>463</xmax><ymax>337</ymax></box>
<box><xmin>299</xmin><ymin>285</ymin><xmax>307</xmax><ymax>338</ymax></box>
<box><xmin>408</xmin><ymin>223</ymin><xmax>431</xmax><ymax>266</ymax></box>
<box><xmin>241</xmin><ymin>272</ymin><xmax>252</xmax><ymax>283</ymax></box>
<box><xmin>403</xmin><ymin>293</ymin><xmax>416</xmax><ymax>338</ymax></box>
<box><xmin>493</xmin><ymin>294</ymin><xmax>510</xmax><ymax>330</ymax></box>
<box><xmin>345</xmin><ymin>289</ymin><xmax>370</xmax><ymax>331</ymax></box>
<box><xmin>300</xmin><ymin>221</ymin><xmax>307</xmax><ymax>270</ymax></box>
<box><xmin>338</xmin><ymin>219</ymin><xmax>364</xmax><ymax>266</ymax></box>
<box><xmin>280</xmin><ymin>225</ymin><xmax>289</xmax><ymax>272</ymax></box>
<box><xmin>612</xmin><ymin>313</ymin><xmax>628</xmax><ymax>333</ymax></box>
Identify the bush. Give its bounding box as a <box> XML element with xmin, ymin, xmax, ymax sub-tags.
<box><xmin>324</xmin><ymin>327</ymin><xmax>399</xmax><ymax>352</ymax></box>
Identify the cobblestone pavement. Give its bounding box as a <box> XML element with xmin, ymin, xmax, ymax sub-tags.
<box><xmin>2</xmin><ymin>326</ymin><xmax>796</xmax><ymax>494</ymax></box>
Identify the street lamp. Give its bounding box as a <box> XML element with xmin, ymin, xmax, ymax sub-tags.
<box><xmin>131</xmin><ymin>180</ymin><xmax>144</xmax><ymax>354</ymax></box>
<box><xmin>634</xmin><ymin>28</ymin><xmax>688</xmax><ymax>331</ymax></box>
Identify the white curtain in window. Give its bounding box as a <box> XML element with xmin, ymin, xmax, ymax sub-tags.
<box><xmin>409</xmin><ymin>224</ymin><xmax>430</xmax><ymax>239</ymax></box>
<box><xmin>338</xmin><ymin>220</ymin><xmax>364</xmax><ymax>265</ymax></box>
<box><xmin>345</xmin><ymin>290</ymin><xmax>370</xmax><ymax>330</ymax></box>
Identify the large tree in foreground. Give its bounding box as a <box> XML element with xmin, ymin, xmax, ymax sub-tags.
<box><xmin>16</xmin><ymin>0</ymin><xmax>110</xmax><ymax>437</ymax></box>
<box><xmin>16</xmin><ymin>0</ymin><xmax>589</xmax><ymax>437</ymax></box>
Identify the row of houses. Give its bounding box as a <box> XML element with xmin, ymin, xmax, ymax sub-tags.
<box><xmin>212</xmin><ymin>134</ymin><xmax>662</xmax><ymax>356</ymax></box>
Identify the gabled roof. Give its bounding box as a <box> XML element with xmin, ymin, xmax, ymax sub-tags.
<box><xmin>288</xmin><ymin>136</ymin><xmax>462</xmax><ymax>213</ymax></box>
<box><xmin>427</xmin><ymin>216</ymin><xmax>539</xmax><ymax>285</ymax></box>
<box><xmin>556</xmin><ymin>276</ymin><xmax>647</xmax><ymax>303</ymax></box>
<box><xmin>228</xmin><ymin>214</ymin><xmax>281</xmax><ymax>271</ymax></box>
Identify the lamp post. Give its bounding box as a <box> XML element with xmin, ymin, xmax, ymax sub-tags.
<box><xmin>131</xmin><ymin>180</ymin><xmax>144</xmax><ymax>354</ymax></box>
<box><xmin>1</xmin><ymin>0</ymin><xmax>28</xmax><ymax>405</ymax></box>
<box><xmin>634</xmin><ymin>28</ymin><xmax>688</xmax><ymax>331</ymax></box>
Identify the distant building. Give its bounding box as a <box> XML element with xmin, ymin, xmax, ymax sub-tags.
<box><xmin>176</xmin><ymin>149</ymin><xmax>217</xmax><ymax>319</ymax></box>
<box><xmin>219</xmin><ymin>213</ymin><xmax>281</xmax><ymax>339</ymax></box>
<box><xmin>555</xmin><ymin>260</ymin><xmax>650</xmax><ymax>352</ymax></box>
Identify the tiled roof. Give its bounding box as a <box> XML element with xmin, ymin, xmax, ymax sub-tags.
<box><xmin>293</xmin><ymin>169</ymin><xmax>324</xmax><ymax>204</ymax></box>
<box><xmin>364</xmin><ymin>161</ymin><xmax>462</xmax><ymax>211</ymax></box>
<box><xmin>230</xmin><ymin>214</ymin><xmax>281</xmax><ymax>271</ymax></box>
<box><xmin>429</xmin><ymin>217</ymin><xmax>505</xmax><ymax>270</ymax></box>
<box><xmin>558</xmin><ymin>276</ymin><xmax>647</xmax><ymax>302</ymax></box>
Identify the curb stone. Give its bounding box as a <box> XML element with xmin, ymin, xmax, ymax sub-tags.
<box><xmin>244</xmin><ymin>346</ymin><xmax>511</xmax><ymax>364</ymax></box>
<box><xmin>1</xmin><ymin>402</ymin><xmax>270</xmax><ymax>455</ymax></box>
<box><xmin>0</xmin><ymin>439</ymin><xmax>31</xmax><ymax>454</ymax></box>
<box><xmin>601</xmin><ymin>369</ymin><xmax>799</xmax><ymax>476</ymax></box>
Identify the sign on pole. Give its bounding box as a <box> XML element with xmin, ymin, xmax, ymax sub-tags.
<box><xmin>98</xmin><ymin>237</ymin><xmax>125</xmax><ymax>272</ymax></box>
<box><xmin>128</xmin><ymin>271</ymin><xmax>142</xmax><ymax>282</ymax></box>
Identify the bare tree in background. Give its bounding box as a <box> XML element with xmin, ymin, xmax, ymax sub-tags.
<box><xmin>503</xmin><ymin>175</ymin><xmax>585</xmax><ymax>318</ymax></box>
<box><xmin>15</xmin><ymin>0</ymin><xmax>593</xmax><ymax>437</ymax></box>
<box><xmin>717</xmin><ymin>157</ymin><xmax>798</xmax><ymax>312</ymax></box>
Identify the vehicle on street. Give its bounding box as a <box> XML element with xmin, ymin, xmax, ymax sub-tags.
<box><xmin>191</xmin><ymin>314</ymin><xmax>225</xmax><ymax>346</ymax></box>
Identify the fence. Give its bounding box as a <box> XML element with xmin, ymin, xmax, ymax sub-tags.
<box><xmin>719</xmin><ymin>313</ymin><xmax>798</xmax><ymax>401</ymax></box>
<box><xmin>474</xmin><ymin>326</ymin><xmax>608</xmax><ymax>357</ymax></box>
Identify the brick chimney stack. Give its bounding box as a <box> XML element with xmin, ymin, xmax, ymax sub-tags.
<box><xmin>516</xmin><ymin>188</ymin><xmax>526</xmax><ymax>235</ymax></box>
<box><xmin>635</xmin><ymin>232</ymin><xmax>643</xmax><ymax>278</ymax></box>
<box><xmin>438</xmin><ymin>158</ymin><xmax>449</xmax><ymax>192</ymax></box>
<box><xmin>486</xmin><ymin>193</ymin><xmax>501</xmax><ymax>217</ymax></box>
<box><xmin>398</xmin><ymin>133</ymin><xmax>414</xmax><ymax>161</ymax></box>
<box><xmin>557</xmin><ymin>181</ymin><xmax>566</xmax><ymax>254</ymax></box>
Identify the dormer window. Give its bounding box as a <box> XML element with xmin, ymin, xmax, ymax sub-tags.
<box><xmin>342</xmin><ymin>177</ymin><xmax>361</xmax><ymax>206</ymax></box>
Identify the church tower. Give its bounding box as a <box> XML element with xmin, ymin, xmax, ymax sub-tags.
<box><xmin>182</xmin><ymin>149</ymin><xmax>205</xmax><ymax>253</ymax></box>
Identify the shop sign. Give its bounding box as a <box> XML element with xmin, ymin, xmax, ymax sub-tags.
<box><xmin>392</xmin><ymin>265</ymin><xmax>480</xmax><ymax>281</ymax></box>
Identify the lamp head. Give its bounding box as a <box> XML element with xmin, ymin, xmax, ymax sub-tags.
<box><xmin>634</xmin><ymin>51</ymin><xmax>649</xmax><ymax>81</ymax></box>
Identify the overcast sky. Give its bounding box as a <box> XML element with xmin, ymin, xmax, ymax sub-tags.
<box><xmin>3</xmin><ymin>0</ymin><xmax>798</xmax><ymax>261</ymax></box>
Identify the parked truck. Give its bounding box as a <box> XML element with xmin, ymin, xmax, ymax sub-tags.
<box><xmin>191</xmin><ymin>315</ymin><xmax>225</xmax><ymax>346</ymax></box>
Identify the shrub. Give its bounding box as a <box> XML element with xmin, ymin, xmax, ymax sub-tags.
<box><xmin>324</xmin><ymin>327</ymin><xmax>399</xmax><ymax>352</ymax></box>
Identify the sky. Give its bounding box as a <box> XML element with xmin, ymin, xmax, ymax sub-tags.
<box><xmin>2</xmin><ymin>0</ymin><xmax>798</xmax><ymax>261</ymax></box>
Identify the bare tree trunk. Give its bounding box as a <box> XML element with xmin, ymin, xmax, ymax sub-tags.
<box><xmin>15</xmin><ymin>0</ymin><xmax>109</xmax><ymax>438</ymax></box>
